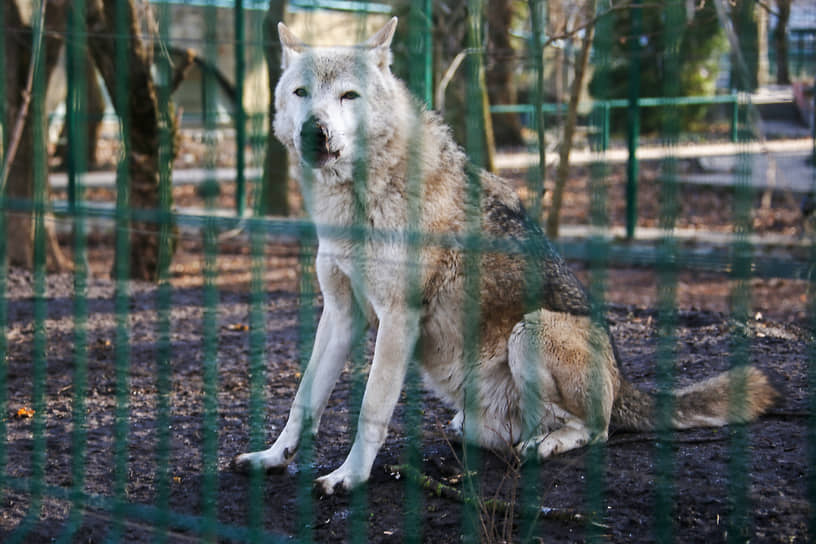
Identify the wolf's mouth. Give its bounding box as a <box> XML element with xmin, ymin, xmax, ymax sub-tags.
<box><xmin>300</xmin><ymin>117</ymin><xmax>340</xmax><ymax>167</ymax></box>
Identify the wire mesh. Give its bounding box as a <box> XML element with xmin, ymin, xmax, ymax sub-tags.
<box><xmin>0</xmin><ymin>0</ymin><xmax>814</xmax><ymax>542</ymax></box>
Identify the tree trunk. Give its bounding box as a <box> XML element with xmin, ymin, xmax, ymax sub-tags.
<box><xmin>3</xmin><ymin>0</ymin><xmax>71</xmax><ymax>272</ymax></box>
<box><xmin>774</xmin><ymin>0</ymin><xmax>791</xmax><ymax>84</ymax></box>
<box><xmin>261</xmin><ymin>0</ymin><xmax>289</xmax><ymax>216</ymax></box>
<box><xmin>57</xmin><ymin>54</ymin><xmax>105</xmax><ymax>170</ymax></box>
<box><xmin>86</xmin><ymin>0</ymin><xmax>174</xmax><ymax>281</ymax></box>
<box><xmin>757</xmin><ymin>2</ymin><xmax>769</xmax><ymax>86</ymax></box>
<box><xmin>731</xmin><ymin>0</ymin><xmax>759</xmax><ymax>91</ymax></box>
<box><xmin>485</xmin><ymin>0</ymin><xmax>523</xmax><ymax>147</ymax></box>
<box><xmin>546</xmin><ymin>0</ymin><xmax>595</xmax><ymax>239</ymax></box>
<box><xmin>395</xmin><ymin>0</ymin><xmax>495</xmax><ymax>169</ymax></box>
<box><xmin>464</xmin><ymin>1</ymin><xmax>496</xmax><ymax>173</ymax></box>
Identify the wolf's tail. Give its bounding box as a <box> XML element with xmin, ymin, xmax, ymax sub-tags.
<box><xmin>611</xmin><ymin>366</ymin><xmax>778</xmax><ymax>431</ymax></box>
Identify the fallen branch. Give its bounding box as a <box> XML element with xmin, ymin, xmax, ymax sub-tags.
<box><xmin>385</xmin><ymin>463</ymin><xmax>592</xmax><ymax>525</ymax></box>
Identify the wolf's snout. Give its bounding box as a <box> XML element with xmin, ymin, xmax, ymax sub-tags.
<box><xmin>300</xmin><ymin>116</ymin><xmax>338</xmax><ymax>167</ymax></box>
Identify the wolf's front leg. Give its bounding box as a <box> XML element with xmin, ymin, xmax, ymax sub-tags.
<box><xmin>315</xmin><ymin>309</ymin><xmax>420</xmax><ymax>495</ymax></box>
<box><xmin>234</xmin><ymin>264</ymin><xmax>365</xmax><ymax>472</ymax></box>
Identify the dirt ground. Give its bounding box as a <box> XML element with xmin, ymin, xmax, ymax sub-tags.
<box><xmin>1</xmin><ymin>154</ymin><xmax>815</xmax><ymax>542</ymax></box>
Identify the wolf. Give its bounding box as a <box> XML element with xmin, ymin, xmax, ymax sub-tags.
<box><xmin>234</xmin><ymin>17</ymin><xmax>777</xmax><ymax>495</ymax></box>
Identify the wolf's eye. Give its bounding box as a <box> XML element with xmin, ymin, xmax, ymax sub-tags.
<box><xmin>294</xmin><ymin>87</ymin><xmax>308</xmax><ymax>97</ymax></box>
<box><xmin>341</xmin><ymin>91</ymin><xmax>360</xmax><ymax>101</ymax></box>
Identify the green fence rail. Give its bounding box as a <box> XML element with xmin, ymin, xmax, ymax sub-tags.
<box><xmin>1</xmin><ymin>1</ymin><xmax>815</xmax><ymax>542</ymax></box>
<box><xmin>769</xmin><ymin>27</ymin><xmax>816</xmax><ymax>79</ymax></box>
<box><xmin>492</xmin><ymin>94</ymin><xmax>744</xmax><ymax>144</ymax></box>
<box><xmin>493</xmin><ymin>93</ymin><xmax>748</xmax><ymax>239</ymax></box>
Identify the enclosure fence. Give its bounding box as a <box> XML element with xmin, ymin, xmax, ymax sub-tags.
<box><xmin>1</xmin><ymin>0</ymin><xmax>815</xmax><ymax>542</ymax></box>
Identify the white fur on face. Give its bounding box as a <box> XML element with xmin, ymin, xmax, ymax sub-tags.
<box><xmin>273</xmin><ymin>48</ymin><xmax>392</xmax><ymax>180</ymax></box>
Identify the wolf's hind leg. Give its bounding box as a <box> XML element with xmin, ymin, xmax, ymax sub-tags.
<box><xmin>507</xmin><ymin>309</ymin><xmax>617</xmax><ymax>459</ymax></box>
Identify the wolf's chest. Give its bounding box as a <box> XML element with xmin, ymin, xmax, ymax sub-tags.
<box><xmin>316</xmin><ymin>233</ymin><xmax>419</xmax><ymax>314</ymax></box>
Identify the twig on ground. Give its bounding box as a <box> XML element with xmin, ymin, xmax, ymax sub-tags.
<box><xmin>385</xmin><ymin>463</ymin><xmax>594</xmax><ymax>526</ymax></box>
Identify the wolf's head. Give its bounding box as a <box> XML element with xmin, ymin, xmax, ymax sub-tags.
<box><xmin>273</xmin><ymin>18</ymin><xmax>404</xmax><ymax>181</ymax></box>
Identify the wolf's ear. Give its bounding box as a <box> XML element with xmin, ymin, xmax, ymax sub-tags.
<box><xmin>364</xmin><ymin>17</ymin><xmax>397</xmax><ymax>72</ymax></box>
<box><xmin>278</xmin><ymin>22</ymin><xmax>304</xmax><ymax>69</ymax></box>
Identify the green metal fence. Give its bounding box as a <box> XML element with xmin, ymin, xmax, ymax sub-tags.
<box><xmin>1</xmin><ymin>0</ymin><xmax>815</xmax><ymax>542</ymax></box>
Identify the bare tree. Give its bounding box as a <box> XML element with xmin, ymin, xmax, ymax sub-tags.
<box><xmin>86</xmin><ymin>0</ymin><xmax>176</xmax><ymax>280</ymax></box>
<box><xmin>486</xmin><ymin>0</ymin><xmax>524</xmax><ymax>147</ymax></box>
<box><xmin>3</xmin><ymin>0</ymin><xmax>181</xmax><ymax>279</ymax></box>
<box><xmin>3</xmin><ymin>0</ymin><xmax>71</xmax><ymax>272</ymax></box>
<box><xmin>389</xmin><ymin>0</ymin><xmax>496</xmax><ymax>170</ymax></box>
<box><xmin>261</xmin><ymin>0</ymin><xmax>289</xmax><ymax>215</ymax></box>
<box><xmin>731</xmin><ymin>0</ymin><xmax>760</xmax><ymax>90</ymax></box>
<box><xmin>546</xmin><ymin>0</ymin><xmax>596</xmax><ymax>239</ymax></box>
<box><xmin>773</xmin><ymin>0</ymin><xmax>791</xmax><ymax>84</ymax></box>
<box><xmin>56</xmin><ymin>53</ymin><xmax>105</xmax><ymax>171</ymax></box>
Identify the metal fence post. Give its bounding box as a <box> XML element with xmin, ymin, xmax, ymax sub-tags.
<box><xmin>404</xmin><ymin>5</ymin><xmax>433</xmax><ymax>541</ymax></box>
<box><xmin>200</xmin><ymin>3</ymin><xmax>221</xmax><ymax>540</ymax></box>
<box><xmin>589</xmin><ymin>0</ymin><xmax>612</xmax><ymax>538</ymax></box>
<box><xmin>423</xmin><ymin>0</ymin><xmax>434</xmax><ymax>107</ymax></box>
<box><xmin>809</xmin><ymin>78</ymin><xmax>816</xmax><ymax>544</ymax></box>
<box><xmin>235</xmin><ymin>0</ymin><xmax>247</xmax><ymax>216</ymax></box>
<box><xmin>462</xmin><ymin>0</ymin><xmax>486</xmax><ymax>539</ymax></box>
<box><xmin>731</xmin><ymin>93</ymin><xmax>739</xmax><ymax>143</ymax></box>
<box><xmin>0</xmin><ymin>0</ymin><xmax>6</xmax><ymax>515</ymax></box>
<box><xmin>797</xmin><ymin>30</ymin><xmax>805</xmax><ymax>75</ymax></box>
<box><xmin>0</xmin><ymin>0</ymin><xmax>7</xmax><ymax>518</ymax></box>
<box><xmin>154</xmin><ymin>2</ymin><xmax>175</xmax><ymax>540</ymax></box>
<box><xmin>654</xmin><ymin>1</ymin><xmax>683</xmax><ymax>540</ymax></box>
<box><xmin>62</xmin><ymin>2</ymin><xmax>90</xmax><ymax>541</ymax></box>
<box><xmin>527</xmin><ymin>0</ymin><xmax>546</xmax><ymax>223</ymax></box>
<box><xmin>625</xmin><ymin>0</ymin><xmax>642</xmax><ymax>240</ymax></box>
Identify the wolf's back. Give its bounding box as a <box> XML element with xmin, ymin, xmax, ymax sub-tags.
<box><xmin>611</xmin><ymin>365</ymin><xmax>778</xmax><ymax>431</ymax></box>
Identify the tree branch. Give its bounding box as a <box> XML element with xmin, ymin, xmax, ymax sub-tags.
<box><xmin>158</xmin><ymin>45</ymin><xmax>197</xmax><ymax>94</ymax></box>
<box><xmin>547</xmin><ymin>0</ymin><xmax>597</xmax><ymax>238</ymax></box>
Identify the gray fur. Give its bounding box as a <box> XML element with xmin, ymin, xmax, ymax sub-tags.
<box><xmin>234</xmin><ymin>18</ymin><xmax>778</xmax><ymax>494</ymax></box>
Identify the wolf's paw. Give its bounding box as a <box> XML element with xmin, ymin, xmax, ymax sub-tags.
<box><xmin>531</xmin><ymin>436</ymin><xmax>566</xmax><ymax>458</ymax></box>
<box><xmin>517</xmin><ymin>426</ymin><xmax>597</xmax><ymax>460</ymax></box>
<box><xmin>232</xmin><ymin>445</ymin><xmax>296</xmax><ymax>474</ymax></box>
<box><xmin>314</xmin><ymin>466</ymin><xmax>367</xmax><ymax>496</ymax></box>
<box><xmin>515</xmin><ymin>434</ymin><xmax>574</xmax><ymax>460</ymax></box>
<box><xmin>446</xmin><ymin>411</ymin><xmax>464</xmax><ymax>443</ymax></box>
<box><xmin>516</xmin><ymin>433</ymin><xmax>586</xmax><ymax>461</ymax></box>
<box><xmin>515</xmin><ymin>437</ymin><xmax>546</xmax><ymax>460</ymax></box>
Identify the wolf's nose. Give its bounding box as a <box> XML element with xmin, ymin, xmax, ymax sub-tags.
<box><xmin>300</xmin><ymin>116</ymin><xmax>332</xmax><ymax>167</ymax></box>
<box><xmin>301</xmin><ymin>115</ymin><xmax>324</xmax><ymax>135</ymax></box>
<box><xmin>300</xmin><ymin>116</ymin><xmax>326</xmax><ymax>145</ymax></box>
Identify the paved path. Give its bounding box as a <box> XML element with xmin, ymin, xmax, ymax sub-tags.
<box><xmin>50</xmin><ymin>166</ymin><xmax>263</xmax><ymax>189</ymax></box>
<box><xmin>50</xmin><ymin>139</ymin><xmax>813</xmax><ymax>192</ymax></box>
<box><xmin>495</xmin><ymin>138</ymin><xmax>816</xmax><ymax>193</ymax></box>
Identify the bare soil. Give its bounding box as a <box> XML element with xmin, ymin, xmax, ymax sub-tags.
<box><xmin>1</xmin><ymin>153</ymin><xmax>814</xmax><ymax>542</ymax></box>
